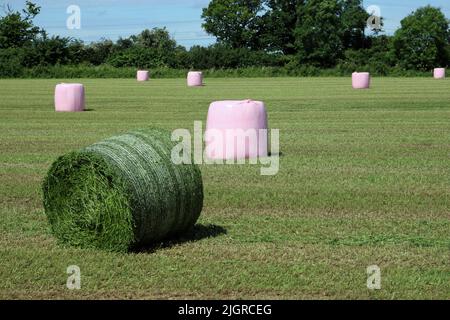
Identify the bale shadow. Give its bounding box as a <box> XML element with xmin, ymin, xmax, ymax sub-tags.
<box><xmin>269</xmin><ymin>151</ymin><xmax>283</xmax><ymax>157</ymax></box>
<box><xmin>84</xmin><ymin>109</ymin><xmax>95</xmax><ymax>112</ymax></box>
<box><xmin>133</xmin><ymin>224</ymin><xmax>227</xmax><ymax>254</ymax></box>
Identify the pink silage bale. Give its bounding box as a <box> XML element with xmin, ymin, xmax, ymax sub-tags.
<box><xmin>205</xmin><ymin>100</ymin><xmax>269</xmax><ymax>160</ymax></box>
<box><xmin>434</xmin><ymin>68</ymin><xmax>446</xmax><ymax>79</ymax></box>
<box><xmin>352</xmin><ymin>72</ymin><xmax>371</xmax><ymax>89</ymax></box>
<box><xmin>137</xmin><ymin>70</ymin><xmax>150</xmax><ymax>81</ymax></box>
<box><xmin>187</xmin><ymin>71</ymin><xmax>203</xmax><ymax>87</ymax></box>
<box><xmin>54</xmin><ymin>83</ymin><xmax>85</xmax><ymax>112</ymax></box>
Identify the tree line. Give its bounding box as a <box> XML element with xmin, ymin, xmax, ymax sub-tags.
<box><xmin>0</xmin><ymin>0</ymin><xmax>449</xmax><ymax>77</ymax></box>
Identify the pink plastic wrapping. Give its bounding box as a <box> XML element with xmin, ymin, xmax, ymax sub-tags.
<box><xmin>205</xmin><ymin>100</ymin><xmax>269</xmax><ymax>160</ymax></box>
<box><xmin>352</xmin><ymin>72</ymin><xmax>371</xmax><ymax>89</ymax></box>
<box><xmin>434</xmin><ymin>68</ymin><xmax>446</xmax><ymax>79</ymax></box>
<box><xmin>187</xmin><ymin>71</ymin><xmax>203</xmax><ymax>87</ymax></box>
<box><xmin>54</xmin><ymin>83</ymin><xmax>85</xmax><ymax>112</ymax></box>
<box><xmin>137</xmin><ymin>70</ymin><xmax>149</xmax><ymax>81</ymax></box>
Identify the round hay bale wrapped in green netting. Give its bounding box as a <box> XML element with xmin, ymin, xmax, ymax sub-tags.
<box><xmin>42</xmin><ymin>128</ymin><xmax>203</xmax><ymax>252</ymax></box>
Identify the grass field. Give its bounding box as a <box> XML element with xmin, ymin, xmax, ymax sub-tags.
<box><xmin>0</xmin><ymin>77</ymin><xmax>449</xmax><ymax>300</ymax></box>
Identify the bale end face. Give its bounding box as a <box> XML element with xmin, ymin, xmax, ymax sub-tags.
<box><xmin>42</xmin><ymin>152</ymin><xmax>134</xmax><ymax>252</ymax></box>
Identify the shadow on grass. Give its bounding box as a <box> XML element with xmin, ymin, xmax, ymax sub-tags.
<box><xmin>269</xmin><ymin>151</ymin><xmax>283</xmax><ymax>157</ymax></box>
<box><xmin>133</xmin><ymin>224</ymin><xmax>227</xmax><ymax>254</ymax></box>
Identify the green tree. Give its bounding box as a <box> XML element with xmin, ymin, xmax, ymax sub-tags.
<box><xmin>22</xmin><ymin>34</ymin><xmax>72</xmax><ymax>66</ymax></box>
<box><xmin>83</xmin><ymin>39</ymin><xmax>115</xmax><ymax>65</ymax></box>
<box><xmin>340</xmin><ymin>0</ymin><xmax>369</xmax><ymax>50</ymax></box>
<box><xmin>294</xmin><ymin>0</ymin><xmax>342</xmax><ymax>66</ymax></box>
<box><xmin>393</xmin><ymin>6</ymin><xmax>450</xmax><ymax>71</ymax></box>
<box><xmin>106</xmin><ymin>29</ymin><xmax>185</xmax><ymax>69</ymax></box>
<box><xmin>0</xmin><ymin>1</ymin><xmax>42</xmax><ymax>48</ymax></box>
<box><xmin>202</xmin><ymin>0</ymin><xmax>264</xmax><ymax>49</ymax></box>
<box><xmin>260</xmin><ymin>0</ymin><xmax>303</xmax><ymax>54</ymax></box>
<box><xmin>116</xmin><ymin>37</ymin><xmax>134</xmax><ymax>50</ymax></box>
<box><xmin>131</xmin><ymin>28</ymin><xmax>177</xmax><ymax>52</ymax></box>
<box><xmin>294</xmin><ymin>0</ymin><xmax>368</xmax><ymax>67</ymax></box>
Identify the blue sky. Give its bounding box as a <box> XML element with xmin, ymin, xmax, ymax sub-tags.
<box><xmin>1</xmin><ymin>0</ymin><xmax>450</xmax><ymax>48</ymax></box>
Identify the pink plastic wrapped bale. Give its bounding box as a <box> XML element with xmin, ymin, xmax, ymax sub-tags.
<box><xmin>205</xmin><ymin>100</ymin><xmax>269</xmax><ymax>160</ymax></box>
<box><xmin>434</xmin><ymin>68</ymin><xmax>446</xmax><ymax>79</ymax></box>
<box><xmin>137</xmin><ymin>70</ymin><xmax>149</xmax><ymax>81</ymax></box>
<box><xmin>352</xmin><ymin>72</ymin><xmax>371</xmax><ymax>89</ymax></box>
<box><xmin>54</xmin><ymin>83</ymin><xmax>85</xmax><ymax>112</ymax></box>
<box><xmin>187</xmin><ymin>71</ymin><xmax>203</xmax><ymax>87</ymax></box>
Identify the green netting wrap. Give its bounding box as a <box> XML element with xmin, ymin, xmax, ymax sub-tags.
<box><xmin>42</xmin><ymin>128</ymin><xmax>203</xmax><ymax>252</ymax></box>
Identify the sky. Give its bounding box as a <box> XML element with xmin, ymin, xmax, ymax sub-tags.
<box><xmin>1</xmin><ymin>0</ymin><xmax>450</xmax><ymax>48</ymax></box>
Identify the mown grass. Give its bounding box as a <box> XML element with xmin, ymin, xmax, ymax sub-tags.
<box><xmin>0</xmin><ymin>77</ymin><xmax>449</xmax><ymax>299</ymax></box>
